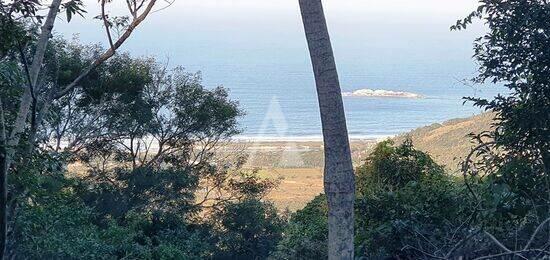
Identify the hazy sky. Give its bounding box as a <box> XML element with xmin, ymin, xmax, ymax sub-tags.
<box><xmin>167</xmin><ymin>0</ymin><xmax>479</xmax><ymax>14</ymax></box>
<box><xmin>51</xmin><ymin>0</ymin><xmax>490</xmax><ymax>84</ymax></box>
<box><xmin>57</xmin><ymin>0</ymin><xmax>483</xmax><ymax>41</ymax></box>
<box><xmin>55</xmin><ymin>0</ymin><xmax>488</xmax><ymax>91</ymax></box>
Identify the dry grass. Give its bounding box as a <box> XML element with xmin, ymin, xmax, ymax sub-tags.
<box><xmin>64</xmin><ymin>113</ymin><xmax>493</xmax><ymax>211</ymax></box>
<box><xmin>259</xmin><ymin>168</ymin><xmax>324</xmax><ymax>211</ymax></box>
<box><xmin>234</xmin><ymin>139</ymin><xmax>377</xmax><ymax>168</ymax></box>
<box><xmin>251</xmin><ymin>113</ymin><xmax>494</xmax><ymax>210</ymax></box>
<box><xmin>394</xmin><ymin>112</ymin><xmax>494</xmax><ymax>173</ymax></box>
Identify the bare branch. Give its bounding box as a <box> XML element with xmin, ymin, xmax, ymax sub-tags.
<box><xmin>484</xmin><ymin>231</ymin><xmax>528</xmax><ymax>260</ymax></box>
<box><xmin>151</xmin><ymin>0</ymin><xmax>174</xmax><ymax>14</ymax></box>
<box><xmin>473</xmin><ymin>249</ymin><xmax>550</xmax><ymax>260</ymax></box>
<box><xmin>401</xmin><ymin>245</ymin><xmax>446</xmax><ymax>259</ymax></box>
<box><xmin>101</xmin><ymin>0</ymin><xmax>115</xmax><ymax>50</ymax></box>
<box><xmin>524</xmin><ymin>217</ymin><xmax>550</xmax><ymax>250</ymax></box>
<box><xmin>125</xmin><ymin>0</ymin><xmax>137</xmax><ymax>18</ymax></box>
<box><xmin>445</xmin><ymin>229</ymin><xmax>481</xmax><ymax>258</ymax></box>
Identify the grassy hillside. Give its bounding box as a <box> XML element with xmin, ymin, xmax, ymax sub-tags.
<box><xmin>217</xmin><ymin>113</ymin><xmax>495</xmax><ymax>210</ymax></box>
<box><xmin>393</xmin><ymin>112</ymin><xmax>495</xmax><ymax>173</ymax></box>
<box><xmin>238</xmin><ymin>113</ymin><xmax>495</xmax><ymax>172</ymax></box>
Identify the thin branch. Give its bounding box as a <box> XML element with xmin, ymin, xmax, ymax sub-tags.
<box><xmin>17</xmin><ymin>43</ymin><xmax>39</xmax><ymax>158</ymax></box>
<box><xmin>134</xmin><ymin>0</ymin><xmax>146</xmax><ymax>13</ymax></box>
<box><xmin>101</xmin><ymin>0</ymin><xmax>115</xmax><ymax>50</ymax></box>
<box><xmin>16</xmin><ymin>43</ymin><xmax>34</xmax><ymax>95</ymax></box>
<box><xmin>524</xmin><ymin>217</ymin><xmax>550</xmax><ymax>250</ymax></box>
<box><xmin>473</xmin><ymin>249</ymin><xmax>550</xmax><ymax>260</ymax></box>
<box><xmin>55</xmin><ymin>0</ymin><xmax>158</xmax><ymax>99</ymax></box>
<box><xmin>125</xmin><ymin>0</ymin><xmax>136</xmax><ymax>18</ymax></box>
<box><xmin>445</xmin><ymin>229</ymin><xmax>481</xmax><ymax>258</ymax></box>
<box><xmin>151</xmin><ymin>0</ymin><xmax>174</xmax><ymax>14</ymax></box>
<box><xmin>484</xmin><ymin>231</ymin><xmax>528</xmax><ymax>260</ymax></box>
<box><xmin>401</xmin><ymin>245</ymin><xmax>446</xmax><ymax>259</ymax></box>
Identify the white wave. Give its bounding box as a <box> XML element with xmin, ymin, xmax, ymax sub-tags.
<box><xmin>342</xmin><ymin>88</ymin><xmax>422</xmax><ymax>98</ymax></box>
<box><xmin>232</xmin><ymin>134</ymin><xmax>394</xmax><ymax>142</ymax></box>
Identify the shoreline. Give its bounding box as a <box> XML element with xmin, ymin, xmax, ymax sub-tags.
<box><xmin>230</xmin><ymin>134</ymin><xmax>394</xmax><ymax>143</ymax></box>
<box><xmin>228</xmin><ymin>113</ymin><xmax>493</xmax><ymax>210</ymax></box>
<box><xmin>220</xmin><ymin>139</ymin><xmax>379</xmax><ymax>170</ymax></box>
<box><xmin>231</xmin><ymin>113</ymin><xmax>487</xmax><ymax>144</ymax></box>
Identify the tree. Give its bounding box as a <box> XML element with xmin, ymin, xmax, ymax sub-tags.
<box><xmin>354</xmin><ymin>140</ymin><xmax>474</xmax><ymax>258</ymax></box>
<box><xmin>271</xmin><ymin>194</ymin><xmax>329</xmax><ymax>259</ymax></box>
<box><xmin>213</xmin><ymin>199</ymin><xmax>286</xmax><ymax>259</ymax></box>
<box><xmin>298</xmin><ymin>0</ymin><xmax>355</xmax><ymax>259</ymax></box>
<box><xmin>272</xmin><ymin>141</ymin><xmax>474</xmax><ymax>259</ymax></box>
<box><xmin>453</xmin><ymin>0</ymin><xmax>550</xmax><ymax>188</ymax></box>
<box><xmin>451</xmin><ymin>0</ymin><xmax>550</xmax><ymax>258</ymax></box>
<box><xmin>456</xmin><ymin>0</ymin><xmax>550</xmax><ymax>215</ymax></box>
<box><xmin>39</xmin><ymin>53</ymin><xmax>276</xmax><ymax>213</ymax></box>
<box><xmin>10</xmin><ymin>50</ymin><xmax>284</xmax><ymax>258</ymax></box>
<box><xmin>0</xmin><ymin>0</ymin><xmax>164</xmax><ymax>255</ymax></box>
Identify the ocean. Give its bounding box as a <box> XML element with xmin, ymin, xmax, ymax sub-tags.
<box><xmin>57</xmin><ymin>0</ymin><xmax>504</xmax><ymax>140</ymax></box>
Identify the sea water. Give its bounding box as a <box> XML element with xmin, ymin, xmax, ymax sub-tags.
<box><xmin>57</xmin><ymin>0</ymin><xmax>504</xmax><ymax>140</ymax></box>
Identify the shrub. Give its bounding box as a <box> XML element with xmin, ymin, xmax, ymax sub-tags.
<box><xmin>213</xmin><ymin>198</ymin><xmax>287</xmax><ymax>260</ymax></box>
<box><xmin>271</xmin><ymin>194</ymin><xmax>328</xmax><ymax>260</ymax></box>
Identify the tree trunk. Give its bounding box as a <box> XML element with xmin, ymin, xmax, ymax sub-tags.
<box><xmin>298</xmin><ymin>0</ymin><xmax>355</xmax><ymax>259</ymax></box>
<box><xmin>0</xmin><ymin>98</ymin><xmax>8</xmax><ymax>258</ymax></box>
<box><xmin>8</xmin><ymin>0</ymin><xmax>62</xmax><ymax>151</ymax></box>
<box><xmin>0</xmin><ymin>1</ymin><xmax>62</xmax><ymax>258</ymax></box>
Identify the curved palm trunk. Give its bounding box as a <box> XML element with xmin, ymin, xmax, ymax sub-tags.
<box><xmin>298</xmin><ymin>0</ymin><xmax>355</xmax><ymax>259</ymax></box>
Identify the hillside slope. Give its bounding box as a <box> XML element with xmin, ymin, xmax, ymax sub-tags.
<box><xmin>393</xmin><ymin>113</ymin><xmax>495</xmax><ymax>172</ymax></box>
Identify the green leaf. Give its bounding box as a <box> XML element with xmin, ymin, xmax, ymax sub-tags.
<box><xmin>66</xmin><ymin>8</ymin><xmax>73</xmax><ymax>22</ymax></box>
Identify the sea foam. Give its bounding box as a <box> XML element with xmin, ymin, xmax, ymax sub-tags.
<box><xmin>342</xmin><ymin>88</ymin><xmax>422</xmax><ymax>98</ymax></box>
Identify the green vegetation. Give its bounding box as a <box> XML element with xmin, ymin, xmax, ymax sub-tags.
<box><xmin>272</xmin><ymin>194</ymin><xmax>329</xmax><ymax>259</ymax></box>
<box><xmin>2</xmin><ymin>30</ymin><xmax>283</xmax><ymax>258</ymax></box>
<box><xmin>274</xmin><ymin>0</ymin><xmax>550</xmax><ymax>258</ymax></box>
<box><xmin>1</xmin><ymin>0</ymin><xmax>549</xmax><ymax>259</ymax></box>
<box><xmin>275</xmin><ymin>138</ymin><xmax>549</xmax><ymax>259</ymax></box>
<box><xmin>354</xmin><ymin>140</ymin><xmax>470</xmax><ymax>258</ymax></box>
<box><xmin>274</xmin><ymin>141</ymin><xmax>472</xmax><ymax>258</ymax></box>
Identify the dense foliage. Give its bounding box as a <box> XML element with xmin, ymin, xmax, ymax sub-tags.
<box><xmin>1</xmin><ymin>0</ymin><xmax>549</xmax><ymax>259</ymax></box>
<box><xmin>273</xmin><ymin>140</ymin><xmax>549</xmax><ymax>259</ymax></box>
<box><xmin>453</xmin><ymin>0</ymin><xmax>550</xmax><ymax>257</ymax></box>
<box><xmin>1</xmin><ymin>38</ymin><xmax>284</xmax><ymax>259</ymax></box>
<box><xmin>453</xmin><ymin>0</ymin><xmax>550</xmax><ymax>164</ymax></box>
<box><xmin>272</xmin><ymin>194</ymin><xmax>328</xmax><ymax>259</ymax></box>
<box><xmin>276</xmin><ymin>1</ymin><xmax>550</xmax><ymax>259</ymax></box>
<box><xmin>354</xmin><ymin>140</ymin><xmax>472</xmax><ymax>258</ymax></box>
<box><xmin>273</xmin><ymin>141</ymin><xmax>473</xmax><ymax>259</ymax></box>
<box><xmin>452</xmin><ymin>0</ymin><xmax>549</xmax><ymax>203</ymax></box>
